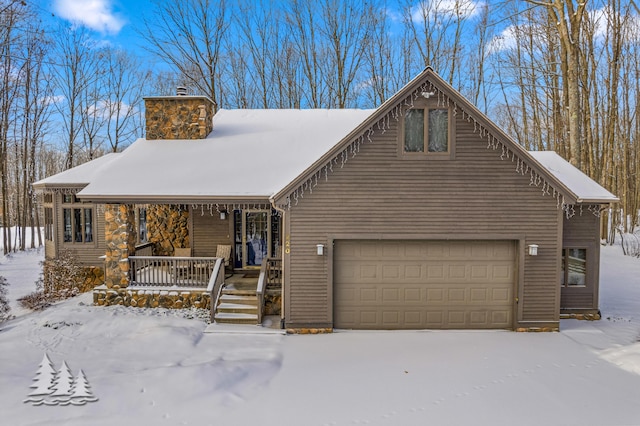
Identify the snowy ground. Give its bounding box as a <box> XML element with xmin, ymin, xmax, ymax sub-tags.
<box><xmin>0</xmin><ymin>243</ymin><xmax>639</xmax><ymax>425</ymax></box>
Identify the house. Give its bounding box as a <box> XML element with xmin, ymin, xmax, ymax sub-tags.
<box><xmin>34</xmin><ymin>68</ymin><xmax>618</xmax><ymax>332</ymax></box>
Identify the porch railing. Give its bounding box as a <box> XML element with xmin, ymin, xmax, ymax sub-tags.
<box><xmin>134</xmin><ymin>242</ymin><xmax>154</xmax><ymax>257</ymax></box>
<box><xmin>129</xmin><ymin>256</ymin><xmax>218</xmax><ymax>287</ymax></box>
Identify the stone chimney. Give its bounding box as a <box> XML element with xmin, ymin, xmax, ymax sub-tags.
<box><xmin>144</xmin><ymin>88</ymin><xmax>215</xmax><ymax>140</ymax></box>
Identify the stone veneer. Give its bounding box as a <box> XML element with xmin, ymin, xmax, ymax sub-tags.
<box><xmin>104</xmin><ymin>204</ymin><xmax>136</xmax><ymax>288</ymax></box>
<box><xmin>94</xmin><ymin>287</ymin><xmax>210</xmax><ymax>310</ymax></box>
<box><xmin>144</xmin><ymin>96</ymin><xmax>215</xmax><ymax>140</ymax></box>
<box><xmin>80</xmin><ymin>266</ymin><xmax>105</xmax><ymax>293</ymax></box>
<box><xmin>146</xmin><ymin>205</ymin><xmax>189</xmax><ymax>256</ymax></box>
<box><xmin>264</xmin><ymin>292</ymin><xmax>281</xmax><ymax>316</ymax></box>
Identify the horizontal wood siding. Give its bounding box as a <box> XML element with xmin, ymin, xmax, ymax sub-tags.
<box><xmin>285</xmin><ymin>112</ymin><xmax>561</xmax><ymax>328</ymax></box>
<box><xmin>191</xmin><ymin>208</ymin><xmax>232</xmax><ymax>257</ymax></box>
<box><xmin>561</xmin><ymin>211</ymin><xmax>600</xmax><ymax>310</ymax></box>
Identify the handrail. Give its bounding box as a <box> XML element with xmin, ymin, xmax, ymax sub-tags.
<box><xmin>208</xmin><ymin>257</ymin><xmax>225</xmax><ymax>323</ymax></box>
<box><xmin>256</xmin><ymin>262</ymin><xmax>267</xmax><ymax>324</ymax></box>
<box><xmin>134</xmin><ymin>242</ymin><xmax>154</xmax><ymax>257</ymax></box>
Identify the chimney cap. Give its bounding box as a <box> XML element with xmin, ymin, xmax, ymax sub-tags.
<box><xmin>176</xmin><ymin>86</ymin><xmax>187</xmax><ymax>96</ymax></box>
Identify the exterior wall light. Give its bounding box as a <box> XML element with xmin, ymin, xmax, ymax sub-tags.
<box><xmin>316</xmin><ymin>244</ymin><xmax>325</xmax><ymax>256</ymax></box>
<box><xmin>528</xmin><ymin>244</ymin><xmax>539</xmax><ymax>256</ymax></box>
<box><xmin>219</xmin><ymin>210</ymin><xmax>227</xmax><ymax>220</ymax></box>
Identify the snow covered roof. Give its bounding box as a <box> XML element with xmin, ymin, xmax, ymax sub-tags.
<box><xmin>528</xmin><ymin>151</ymin><xmax>618</xmax><ymax>203</ymax></box>
<box><xmin>33</xmin><ymin>153</ymin><xmax>120</xmax><ymax>190</ymax></box>
<box><xmin>77</xmin><ymin>109</ymin><xmax>374</xmax><ymax>201</ymax></box>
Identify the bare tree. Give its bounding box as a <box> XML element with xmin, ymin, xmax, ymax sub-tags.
<box><xmin>52</xmin><ymin>24</ymin><xmax>103</xmax><ymax>169</ymax></box>
<box><xmin>103</xmin><ymin>49</ymin><xmax>148</xmax><ymax>151</ymax></box>
<box><xmin>525</xmin><ymin>0</ymin><xmax>587</xmax><ymax>167</ymax></box>
<box><xmin>140</xmin><ymin>0</ymin><xmax>229</xmax><ymax>109</ymax></box>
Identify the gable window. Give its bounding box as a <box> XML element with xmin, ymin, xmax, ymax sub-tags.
<box><xmin>62</xmin><ymin>194</ymin><xmax>94</xmax><ymax>244</ymax></box>
<box><xmin>560</xmin><ymin>248</ymin><xmax>587</xmax><ymax>287</ymax></box>
<box><xmin>401</xmin><ymin>103</ymin><xmax>453</xmax><ymax>158</ymax></box>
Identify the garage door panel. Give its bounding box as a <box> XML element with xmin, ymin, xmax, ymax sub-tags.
<box><xmin>426</xmin><ymin>265</ymin><xmax>443</xmax><ymax>279</ymax></box>
<box><xmin>382</xmin><ymin>288</ymin><xmax>400</xmax><ymax>302</ymax></box>
<box><xmin>404</xmin><ymin>287</ymin><xmax>422</xmax><ymax>302</ymax></box>
<box><xmin>334</xmin><ymin>240</ymin><xmax>515</xmax><ymax>330</ymax></box>
<box><xmin>426</xmin><ymin>288</ymin><xmax>445</xmax><ymax>303</ymax></box>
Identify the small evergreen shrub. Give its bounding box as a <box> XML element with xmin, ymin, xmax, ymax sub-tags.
<box><xmin>19</xmin><ymin>250</ymin><xmax>83</xmax><ymax>311</ymax></box>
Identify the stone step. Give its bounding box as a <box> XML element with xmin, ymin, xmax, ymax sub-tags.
<box><xmin>214</xmin><ymin>312</ymin><xmax>258</xmax><ymax>324</ymax></box>
<box><xmin>218</xmin><ymin>294</ymin><xmax>258</xmax><ymax>306</ymax></box>
<box><xmin>216</xmin><ymin>303</ymin><xmax>258</xmax><ymax>314</ymax></box>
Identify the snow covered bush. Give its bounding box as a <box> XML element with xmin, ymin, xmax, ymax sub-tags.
<box><xmin>19</xmin><ymin>250</ymin><xmax>83</xmax><ymax>310</ymax></box>
<box><xmin>619</xmin><ymin>232</ymin><xmax>640</xmax><ymax>258</ymax></box>
<box><xmin>0</xmin><ymin>276</ymin><xmax>11</xmax><ymax>322</ymax></box>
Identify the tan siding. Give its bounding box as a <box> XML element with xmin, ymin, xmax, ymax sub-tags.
<box><xmin>191</xmin><ymin>208</ymin><xmax>232</xmax><ymax>257</ymax></box>
<box><xmin>285</xmin><ymin>113</ymin><xmax>561</xmax><ymax>328</ymax></box>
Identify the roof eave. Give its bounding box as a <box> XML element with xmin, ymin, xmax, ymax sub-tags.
<box><xmin>576</xmin><ymin>196</ymin><xmax>620</xmax><ymax>204</ymax></box>
<box><xmin>75</xmin><ymin>193</ymin><xmax>273</xmax><ymax>205</ymax></box>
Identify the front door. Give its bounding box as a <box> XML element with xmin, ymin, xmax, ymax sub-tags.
<box><xmin>243</xmin><ymin>211</ymin><xmax>269</xmax><ymax>268</ymax></box>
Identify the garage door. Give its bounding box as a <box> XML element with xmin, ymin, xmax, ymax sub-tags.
<box><xmin>334</xmin><ymin>240</ymin><xmax>516</xmax><ymax>330</ymax></box>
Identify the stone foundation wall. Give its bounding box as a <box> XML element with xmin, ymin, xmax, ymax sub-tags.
<box><xmin>79</xmin><ymin>266</ymin><xmax>104</xmax><ymax>293</ymax></box>
<box><xmin>147</xmin><ymin>205</ymin><xmax>189</xmax><ymax>256</ymax></box>
<box><xmin>560</xmin><ymin>312</ymin><xmax>601</xmax><ymax>321</ymax></box>
<box><xmin>286</xmin><ymin>328</ymin><xmax>333</xmax><ymax>334</ymax></box>
<box><xmin>94</xmin><ymin>287</ymin><xmax>210</xmax><ymax>310</ymax></box>
<box><xmin>264</xmin><ymin>292</ymin><xmax>281</xmax><ymax>316</ymax></box>
<box><xmin>515</xmin><ymin>326</ymin><xmax>559</xmax><ymax>332</ymax></box>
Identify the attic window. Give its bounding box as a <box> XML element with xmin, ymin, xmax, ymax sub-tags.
<box><xmin>401</xmin><ymin>102</ymin><xmax>454</xmax><ymax>159</ymax></box>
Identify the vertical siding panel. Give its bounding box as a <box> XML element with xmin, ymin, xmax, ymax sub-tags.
<box><xmin>191</xmin><ymin>208</ymin><xmax>232</xmax><ymax>257</ymax></box>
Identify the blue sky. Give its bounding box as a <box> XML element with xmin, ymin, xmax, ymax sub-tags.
<box><xmin>46</xmin><ymin>0</ymin><xmax>151</xmax><ymax>54</ymax></box>
<box><xmin>45</xmin><ymin>0</ymin><xmax>493</xmax><ymax>55</ymax></box>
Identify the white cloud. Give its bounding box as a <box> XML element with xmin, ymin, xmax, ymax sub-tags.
<box><xmin>486</xmin><ymin>25</ymin><xmax>519</xmax><ymax>55</ymax></box>
<box><xmin>40</xmin><ymin>95</ymin><xmax>66</xmax><ymax>106</ymax></box>
<box><xmin>411</xmin><ymin>0</ymin><xmax>485</xmax><ymax>22</ymax></box>
<box><xmin>53</xmin><ymin>0</ymin><xmax>125</xmax><ymax>34</ymax></box>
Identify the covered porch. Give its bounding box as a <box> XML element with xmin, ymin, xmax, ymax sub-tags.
<box><xmin>93</xmin><ymin>202</ymin><xmax>284</xmax><ymax>325</ymax></box>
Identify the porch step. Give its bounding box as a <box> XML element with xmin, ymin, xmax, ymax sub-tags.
<box><xmin>214</xmin><ymin>283</ymin><xmax>259</xmax><ymax>325</ymax></box>
<box><xmin>221</xmin><ymin>288</ymin><xmax>256</xmax><ymax>297</ymax></box>
<box><xmin>214</xmin><ymin>312</ymin><xmax>259</xmax><ymax>324</ymax></box>
<box><xmin>216</xmin><ymin>303</ymin><xmax>258</xmax><ymax>315</ymax></box>
<box><xmin>219</xmin><ymin>294</ymin><xmax>258</xmax><ymax>306</ymax></box>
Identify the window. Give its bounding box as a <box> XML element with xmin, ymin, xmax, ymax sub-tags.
<box><xmin>44</xmin><ymin>207</ymin><xmax>53</xmax><ymax>241</ymax></box>
<box><xmin>62</xmin><ymin>194</ymin><xmax>94</xmax><ymax>244</ymax></box>
<box><xmin>560</xmin><ymin>248</ymin><xmax>587</xmax><ymax>287</ymax></box>
<box><xmin>138</xmin><ymin>207</ymin><xmax>148</xmax><ymax>243</ymax></box>
<box><xmin>402</xmin><ymin>104</ymin><xmax>453</xmax><ymax>157</ymax></box>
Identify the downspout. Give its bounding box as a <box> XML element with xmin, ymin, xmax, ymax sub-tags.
<box><xmin>270</xmin><ymin>198</ymin><xmax>287</xmax><ymax>329</ymax></box>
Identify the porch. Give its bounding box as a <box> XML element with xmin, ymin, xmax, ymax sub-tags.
<box><xmin>93</xmin><ymin>255</ymin><xmax>282</xmax><ymax>327</ymax></box>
